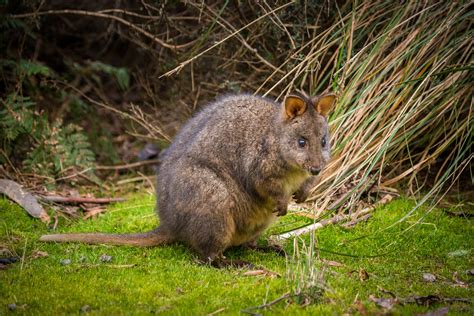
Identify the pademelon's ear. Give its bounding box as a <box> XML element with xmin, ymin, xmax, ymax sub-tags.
<box><xmin>283</xmin><ymin>94</ymin><xmax>307</xmax><ymax>120</ymax></box>
<box><xmin>313</xmin><ymin>93</ymin><xmax>336</xmax><ymax>118</ymax></box>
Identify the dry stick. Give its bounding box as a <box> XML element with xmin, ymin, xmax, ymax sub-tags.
<box><xmin>116</xmin><ymin>175</ymin><xmax>156</xmax><ymax>185</ymax></box>
<box><xmin>79</xmin><ymin>264</ymin><xmax>137</xmax><ymax>269</ymax></box>
<box><xmin>261</xmin><ymin>1</ymin><xmax>296</xmax><ymax>49</ymax></box>
<box><xmin>273</xmin><ymin>215</ymin><xmax>346</xmax><ymax>241</ymax></box>
<box><xmin>40</xmin><ymin>195</ymin><xmax>126</xmax><ymax>204</ymax></box>
<box><xmin>342</xmin><ymin>213</ymin><xmax>372</xmax><ymax>228</ymax></box>
<box><xmin>190</xmin><ymin>1</ymin><xmax>282</xmax><ymax>73</ymax></box>
<box><xmin>206</xmin><ymin>307</ymin><xmax>226</xmax><ymax>316</ymax></box>
<box><xmin>241</xmin><ymin>292</ymin><xmax>291</xmax><ymax>314</ymax></box>
<box><xmin>273</xmin><ymin>194</ymin><xmax>393</xmax><ymax>240</ymax></box>
<box><xmin>96</xmin><ymin>159</ymin><xmax>160</xmax><ymax>171</ymax></box>
<box><xmin>11</xmin><ymin>9</ymin><xmax>193</xmax><ymax>50</ymax></box>
<box><xmin>161</xmin><ymin>1</ymin><xmax>294</xmax><ymax>77</ymax></box>
<box><xmin>77</xmin><ymin>173</ymin><xmax>110</xmax><ymax>191</ymax></box>
<box><xmin>258</xmin><ymin>1</ymin><xmax>361</xmax><ymax>96</ymax></box>
<box><xmin>61</xmin><ymin>82</ymin><xmax>171</xmax><ymax>142</ymax></box>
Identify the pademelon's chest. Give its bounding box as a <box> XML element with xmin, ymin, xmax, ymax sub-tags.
<box><xmin>230</xmin><ymin>208</ymin><xmax>277</xmax><ymax>246</ymax></box>
<box><xmin>229</xmin><ymin>171</ymin><xmax>308</xmax><ymax>246</ymax></box>
<box><xmin>283</xmin><ymin>169</ymin><xmax>309</xmax><ymax>196</ymax></box>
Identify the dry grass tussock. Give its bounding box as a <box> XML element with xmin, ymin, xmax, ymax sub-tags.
<box><xmin>7</xmin><ymin>1</ymin><xmax>472</xmax><ymax>214</ymax></box>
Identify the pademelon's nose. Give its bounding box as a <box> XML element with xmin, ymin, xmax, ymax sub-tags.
<box><xmin>310</xmin><ymin>166</ymin><xmax>321</xmax><ymax>175</ymax></box>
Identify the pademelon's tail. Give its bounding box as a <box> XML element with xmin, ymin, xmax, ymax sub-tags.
<box><xmin>39</xmin><ymin>228</ymin><xmax>170</xmax><ymax>247</ymax></box>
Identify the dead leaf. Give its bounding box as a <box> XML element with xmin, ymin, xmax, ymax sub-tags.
<box><xmin>423</xmin><ymin>273</ymin><xmax>437</xmax><ymax>282</ymax></box>
<box><xmin>353</xmin><ymin>300</ymin><xmax>368</xmax><ymax>316</ymax></box>
<box><xmin>322</xmin><ymin>259</ymin><xmax>344</xmax><ymax>267</ymax></box>
<box><xmin>369</xmin><ymin>295</ymin><xmax>397</xmax><ymax>310</ymax></box>
<box><xmin>0</xmin><ymin>179</ymin><xmax>50</xmax><ymax>223</ymax></box>
<box><xmin>31</xmin><ymin>250</ymin><xmax>49</xmax><ymax>259</ymax></box>
<box><xmin>83</xmin><ymin>207</ymin><xmax>107</xmax><ymax>220</ymax></box>
<box><xmin>410</xmin><ymin>295</ymin><xmax>442</xmax><ymax>306</ymax></box>
<box><xmin>452</xmin><ymin>271</ymin><xmax>468</xmax><ymax>288</ymax></box>
<box><xmin>242</xmin><ymin>269</ymin><xmax>281</xmax><ymax>278</ymax></box>
<box><xmin>466</xmin><ymin>269</ymin><xmax>474</xmax><ymax>276</ymax></box>
<box><xmin>99</xmin><ymin>254</ymin><xmax>113</xmax><ymax>262</ymax></box>
<box><xmin>359</xmin><ymin>268</ymin><xmax>369</xmax><ymax>281</ymax></box>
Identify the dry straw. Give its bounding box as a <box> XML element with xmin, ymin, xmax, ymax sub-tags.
<box><xmin>265</xmin><ymin>1</ymin><xmax>473</xmax><ymax>216</ymax></box>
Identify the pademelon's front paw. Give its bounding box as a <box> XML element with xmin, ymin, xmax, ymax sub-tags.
<box><xmin>274</xmin><ymin>204</ymin><xmax>288</xmax><ymax>217</ymax></box>
<box><xmin>293</xmin><ymin>188</ymin><xmax>309</xmax><ymax>203</ymax></box>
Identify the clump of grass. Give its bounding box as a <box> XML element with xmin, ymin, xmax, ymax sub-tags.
<box><xmin>1</xmin><ymin>196</ymin><xmax>472</xmax><ymax>314</ymax></box>
<box><xmin>286</xmin><ymin>235</ymin><xmax>327</xmax><ymax>305</ymax></box>
<box><xmin>259</xmin><ymin>1</ymin><xmax>472</xmax><ymax>214</ymax></box>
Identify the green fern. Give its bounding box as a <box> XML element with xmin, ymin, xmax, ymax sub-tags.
<box><xmin>86</xmin><ymin>61</ymin><xmax>130</xmax><ymax>91</ymax></box>
<box><xmin>24</xmin><ymin>121</ymin><xmax>96</xmax><ymax>177</ymax></box>
<box><xmin>17</xmin><ymin>59</ymin><xmax>52</xmax><ymax>77</ymax></box>
<box><xmin>0</xmin><ymin>94</ymin><xmax>38</xmax><ymax>141</ymax></box>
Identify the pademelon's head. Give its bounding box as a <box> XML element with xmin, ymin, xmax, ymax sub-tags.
<box><xmin>278</xmin><ymin>91</ymin><xmax>336</xmax><ymax>176</ymax></box>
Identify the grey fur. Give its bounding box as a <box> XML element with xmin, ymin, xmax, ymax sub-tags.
<box><xmin>40</xmin><ymin>92</ymin><xmax>335</xmax><ymax>267</ymax></box>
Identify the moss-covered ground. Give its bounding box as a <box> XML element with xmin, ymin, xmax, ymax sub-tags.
<box><xmin>1</xmin><ymin>195</ymin><xmax>472</xmax><ymax>315</ymax></box>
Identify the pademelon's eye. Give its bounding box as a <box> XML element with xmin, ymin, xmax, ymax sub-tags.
<box><xmin>321</xmin><ymin>135</ymin><xmax>327</xmax><ymax>147</ymax></box>
<box><xmin>298</xmin><ymin>137</ymin><xmax>307</xmax><ymax>148</ymax></box>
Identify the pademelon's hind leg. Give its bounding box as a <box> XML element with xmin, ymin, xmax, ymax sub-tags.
<box><xmin>191</xmin><ymin>221</ymin><xmax>254</xmax><ymax>268</ymax></box>
<box><xmin>185</xmin><ymin>206</ymin><xmax>253</xmax><ymax>268</ymax></box>
<box><xmin>168</xmin><ymin>165</ymin><xmax>253</xmax><ymax>268</ymax></box>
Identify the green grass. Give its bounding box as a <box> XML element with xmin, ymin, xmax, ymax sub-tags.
<box><xmin>1</xmin><ymin>195</ymin><xmax>472</xmax><ymax>315</ymax></box>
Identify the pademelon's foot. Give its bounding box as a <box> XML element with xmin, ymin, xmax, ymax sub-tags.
<box><xmin>200</xmin><ymin>256</ymin><xmax>254</xmax><ymax>269</ymax></box>
<box><xmin>245</xmin><ymin>241</ymin><xmax>286</xmax><ymax>257</ymax></box>
<box><xmin>212</xmin><ymin>258</ymin><xmax>255</xmax><ymax>269</ymax></box>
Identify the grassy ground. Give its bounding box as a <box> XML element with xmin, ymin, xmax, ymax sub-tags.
<box><xmin>1</xmin><ymin>195</ymin><xmax>472</xmax><ymax>315</ymax></box>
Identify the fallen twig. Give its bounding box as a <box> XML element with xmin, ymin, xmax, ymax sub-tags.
<box><xmin>96</xmin><ymin>159</ymin><xmax>160</xmax><ymax>170</ymax></box>
<box><xmin>273</xmin><ymin>194</ymin><xmax>393</xmax><ymax>240</ymax></box>
<box><xmin>116</xmin><ymin>175</ymin><xmax>156</xmax><ymax>185</ymax></box>
<box><xmin>11</xmin><ymin>9</ymin><xmax>194</xmax><ymax>50</ymax></box>
<box><xmin>342</xmin><ymin>213</ymin><xmax>373</xmax><ymax>228</ymax></box>
<box><xmin>242</xmin><ymin>269</ymin><xmax>281</xmax><ymax>278</ymax></box>
<box><xmin>79</xmin><ymin>264</ymin><xmax>137</xmax><ymax>269</ymax></box>
<box><xmin>241</xmin><ymin>292</ymin><xmax>291</xmax><ymax>314</ymax></box>
<box><xmin>83</xmin><ymin>206</ymin><xmax>107</xmax><ymax>220</ymax></box>
<box><xmin>206</xmin><ymin>307</ymin><xmax>226</xmax><ymax>316</ymax></box>
<box><xmin>272</xmin><ymin>215</ymin><xmax>347</xmax><ymax>241</ymax></box>
<box><xmin>41</xmin><ymin>195</ymin><xmax>125</xmax><ymax>204</ymax></box>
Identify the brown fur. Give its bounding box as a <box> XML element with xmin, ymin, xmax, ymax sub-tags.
<box><xmin>40</xmin><ymin>92</ymin><xmax>336</xmax><ymax>266</ymax></box>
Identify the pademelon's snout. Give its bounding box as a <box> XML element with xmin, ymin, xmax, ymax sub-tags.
<box><xmin>309</xmin><ymin>166</ymin><xmax>321</xmax><ymax>175</ymax></box>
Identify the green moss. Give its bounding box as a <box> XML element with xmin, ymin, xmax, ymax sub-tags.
<box><xmin>0</xmin><ymin>196</ymin><xmax>472</xmax><ymax>314</ymax></box>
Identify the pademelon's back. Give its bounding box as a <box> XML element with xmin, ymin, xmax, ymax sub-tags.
<box><xmin>159</xmin><ymin>94</ymin><xmax>278</xmax><ymax>165</ymax></box>
<box><xmin>155</xmin><ymin>94</ymin><xmax>279</xmax><ymax>222</ymax></box>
